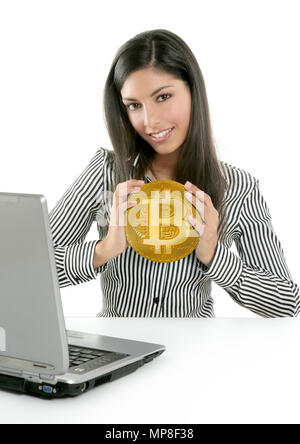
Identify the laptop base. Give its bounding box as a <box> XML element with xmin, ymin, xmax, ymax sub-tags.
<box><xmin>0</xmin><ymin>351</ymin><xmax>163</xmax><ymax>399</ymax></box>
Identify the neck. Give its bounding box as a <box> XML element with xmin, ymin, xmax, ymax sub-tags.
<box><xmin>150</xmin><ymin>150</ymin><xmax>180</xmax><ymax>180</ymax></box>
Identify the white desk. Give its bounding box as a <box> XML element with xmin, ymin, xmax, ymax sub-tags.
<box><xmin>1</xmin><ymin>317</ymin><xmax>300</xmax><ymax>424</ymax></box>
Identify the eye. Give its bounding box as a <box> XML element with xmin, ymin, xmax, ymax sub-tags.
<box><xmin>126</xmin><ymin>103</ymin><xmax>141</xmax><ymax>111</ymax></box>
<box><xmin>157</xmin><ymin>93</ymin><xmax>172</xmax><ymax>102</ymax></box>
<box><xmin>125</xmin><ymin>93</ymin><xmax>172</xmax><ymax>112</ymax></box>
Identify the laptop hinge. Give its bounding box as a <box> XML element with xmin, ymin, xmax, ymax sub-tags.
<box><xmin>22</xmin><ymin>371</ymin><xmax>56</xmax><ymax>384</ymax></box>
<box><xmin>22</xmin><ymin>371</ymin><xmax>43</xmax><ymax>383</ymax></box>
<box><xmin>39</xmin><ymin>373</ymin><xmax>56</xmax><ymax>383</ymax></box>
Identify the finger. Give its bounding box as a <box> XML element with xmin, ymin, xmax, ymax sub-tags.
<box><xmin>127</xmin><ymin>180</ymin><xmax>145</xmax><ymax>189</ymax></box>
<box><xmin>131</xmin><ymin>179</ymin><xmax>145</xmax><ymax>185</ymax></box>
<box><xmin>184</xmin><ymin>191</ymin><xmax>205</xmax><ymax>223</ymax></box>
<box><xmin>117</xmin><ymin>179</ymin><xmax>144</xmax><ymax>194</ymax></box>
<box><xmin>184</xmin><ymin>181</ymin><xmax>198</xmax><ymax>192</ymax></box>
<box><xmin>119</xmin><ymin>179</ymin><xmax>145</xmax><ymax>187</ymax></box>
<box><xmin>184</xmin><ymin>187</ymin><xmax>205</xmax><ymax>203</ymax></box>
<box><xmin>118</xmin><ymin>183</ymin><xmax>144</xmax><ymax>202</ymax></box>
<box><xmin>184</xmin><ymin>181</ymin><xmax>210</xmax><ymax>204</ymax></box>
<box><xmin>113</xmin><ymin>200</ymin><xmax>137</xmax><ymax>227</ymax></box>
<box><xmin>187</xmin><ymin>215</ymin><xmax>205</xmax><ymax>236</ymax></box>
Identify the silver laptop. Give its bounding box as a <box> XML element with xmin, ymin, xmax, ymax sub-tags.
<box><xmin>0</xmin><ymin>192</ymin><xmax>165</xmax><ymax>399</ymax></box>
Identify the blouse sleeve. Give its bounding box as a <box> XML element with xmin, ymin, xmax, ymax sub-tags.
<box><xmin>49</xmin><ymin>148</ymin><xmax>108</xmax><ymax>288</ymax></box>
<box><xmin>198</xmin><ymin>180</ymin><xmax>300</xmax><ymax>317</ymax></box>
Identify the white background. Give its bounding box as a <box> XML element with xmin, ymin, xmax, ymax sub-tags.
<box><xmin>0</xmin><ymin>0</ymin><xmax>299</xmax><ymax>318</ymax></box>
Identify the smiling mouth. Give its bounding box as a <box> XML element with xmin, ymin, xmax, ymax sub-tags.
<box><xmin>149</xmin><ymin>127</ymin><xmax>174</xmax><ymax>139</ymax></box>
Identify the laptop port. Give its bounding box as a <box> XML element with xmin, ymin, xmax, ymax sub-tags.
<box><xmin>42</xmin><ymin>385</ymin><xmax>53</xmax><ymax>394</ymax></box>
<box><xmin>81</xmin><ymin>382</ymin><xmax>87</xmax><ymax>393</ymax></box>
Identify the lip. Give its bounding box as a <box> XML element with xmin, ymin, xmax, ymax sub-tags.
<box><xmin>149</xmin><ymin>127</ymin><xmax>173</xmax><ymax>136</ymax></box>
<box><xmin>148</xmin><ymin>127</ymin><xmax>174</xmax><ymax>143</ymax></box>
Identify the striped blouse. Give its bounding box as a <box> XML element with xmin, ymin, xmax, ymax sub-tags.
<box><xmin>49</xmin><ymin>147</ymin><xmax>300</xmax><ymax>317</ymax></box>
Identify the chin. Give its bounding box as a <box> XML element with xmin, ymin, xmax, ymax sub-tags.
<box><xmin>155</xmin><ymin>144</ymin><xmax>181</xmax><ymax>155</ymax></box>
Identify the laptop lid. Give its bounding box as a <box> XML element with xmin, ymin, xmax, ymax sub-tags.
<box><xmin>0</xmin><ymin>192</ymin><xmax>69</xmax><ymax>377</ymax></box>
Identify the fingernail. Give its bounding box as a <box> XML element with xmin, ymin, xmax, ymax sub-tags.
<box><xmin>185</xmin><ymin>181</ymin><xmax>192</xmax><ymax>188</ymax></box>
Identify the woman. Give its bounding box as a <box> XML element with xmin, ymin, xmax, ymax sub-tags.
<box><xmin>49</xmin><ymin>29</ymin><xmax>299</xmax><ymax>317</ymax></box>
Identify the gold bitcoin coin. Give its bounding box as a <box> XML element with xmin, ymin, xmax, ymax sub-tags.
<box><xmin>125</xmin><ymin>180</ymin><xmax>203</xmax><ymax>263</ymax></box>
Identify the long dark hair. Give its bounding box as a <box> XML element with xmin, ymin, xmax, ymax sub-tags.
<box><xmin>103</xmin><ymin>29</ymin><xmax>228</xmax><ymax>238</ymax></box>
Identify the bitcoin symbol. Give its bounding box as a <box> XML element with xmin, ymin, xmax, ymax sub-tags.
<box><xmin>143</xmin><ymin>189</ymin><xmax>191</xmax><ymax>254</ymax></box>
<box><xmin>126</xmin><ymin>180</ymin><xmax>201</xmax><ymax>263</ymax></box>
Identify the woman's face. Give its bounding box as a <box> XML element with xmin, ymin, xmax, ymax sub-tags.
<box><xmin>120</xmin><ymin>67</ymin><xmax>192</xmax><ymax>158</ymax></box>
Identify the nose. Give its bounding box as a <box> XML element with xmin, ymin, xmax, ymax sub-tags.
<box><xmin>143</xmin><ymin>103</ymin><xmax>160</xmax><ymax>131</ymax></box>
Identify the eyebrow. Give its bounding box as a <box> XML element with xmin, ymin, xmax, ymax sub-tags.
<box><xmin>122</xmin><ymin>85</ymin><xmax>174</xmax><ymax>102</ymax></box>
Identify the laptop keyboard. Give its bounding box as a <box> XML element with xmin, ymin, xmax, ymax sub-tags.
<box><xmin>68</xmin><ymin>345</ymin><xmax>129</xmax><ymax>373</ymax></box>
<box><xmin>69</xmin><ymin>345</ymin><xmax>106</xmax><ymax>367</ymax></box>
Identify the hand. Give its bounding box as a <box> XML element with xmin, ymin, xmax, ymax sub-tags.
<box><xmin>184</xmin><ymin>181</ymin><xmax>219</xmax><ymax>267</ymax></box>
<box><xmin>104</xmin><ymin>179</ymin><xmax>145</xmax><ymax>259</ymax></box>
